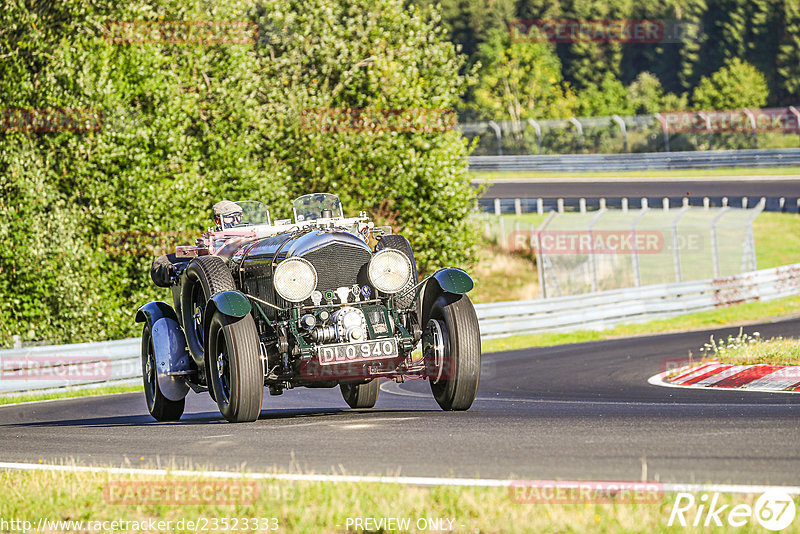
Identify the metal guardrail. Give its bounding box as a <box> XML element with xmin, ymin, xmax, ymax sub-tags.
<box><xmin>2</xmin><ymin>262</ymin><xmax>800</xmax><ymax>393</ymax></box>
<box><xmin>468</xmin><ymin>148</ymin><xmax>800</xmax><ymax>172</ymax></box>
<box><xmin>477</xmin><ymin>263</ymin><xmax>800</xmax><ymax>339</ymax></box>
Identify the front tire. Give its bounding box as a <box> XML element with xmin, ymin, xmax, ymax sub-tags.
<box><xmin>340</xmin><ymin>380</ymin><xmax>379</xmax><ymax>408</ymax></box>
<box><xmin>424</xmin><ymin>294</ymin><xmax>481</xmax><ymax>411</ymax></box>
<box><xmin>206</xmin><ymin>311</ymin><xmax>264</xmax><ymax>422</ymax></box>
<box><xmin>141</xmin><ymin>324</ymin><xmax>185</xmax><ymax>421</ymax></box>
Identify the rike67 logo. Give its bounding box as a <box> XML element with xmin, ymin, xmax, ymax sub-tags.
<box><xmin>669</xmin><ymin>491</ymin><xmax>796</xmax><ymax>531</ymax></box>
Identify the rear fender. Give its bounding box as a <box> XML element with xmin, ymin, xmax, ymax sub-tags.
<box><xmin>421</xmin><ymin>268</ymin><xmax>474</xmax><ymax>328</ymax></box>
<box><xmin>150</xmin><ymin>317</ymin><xmax>192</xmax><ymax>402</ymax></box>
<box><xmin>135</xmin><ymin>301</ymin><xmax>179</xmax><ymax>328</ymax></box>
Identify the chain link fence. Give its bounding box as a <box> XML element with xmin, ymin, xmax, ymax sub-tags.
<box><xmin>482</xmin><ymin>201</ymin><xmax>763</xmax><ymax>297</ymax></box>
<box><xmin>462</xmin><ymin>107</ymin><xmax>800</xmax><ymax>156</ymax></box>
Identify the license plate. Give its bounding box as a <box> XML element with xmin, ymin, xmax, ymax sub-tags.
<box><xmin>317</xmin><ymin>339</ymin><xmax>399</xmax><ymax>365</ymax></box>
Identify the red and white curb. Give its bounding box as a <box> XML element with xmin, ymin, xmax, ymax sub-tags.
<box><xmin>649</xmin><ymin>361</ymin><xmax>800</xmax><ymax>393</ymax></box>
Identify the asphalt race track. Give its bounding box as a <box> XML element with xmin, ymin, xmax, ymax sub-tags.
<box><xmin>1</xmin><ymin>320</ymin><xmax>799</xmax><ymax>485</ymax></box>
<box><xmin>479</xmin><ymin>179</ymin><xmax>800</xmax><ymax>200</ymax></box>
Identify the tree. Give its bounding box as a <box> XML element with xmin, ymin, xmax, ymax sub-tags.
<box><xmin>577</xmin><ymin>71</ymin><xmax>634</xmax><ymax>117</ymax></box>
<box><xmin>776</xmin><ymin>0</ymin><xmax>800</xmax><ymax>105</ymax></box>
<box><xmin>692</xmin><ymin>58</ymin><xmax>769</xmax><ymax>110</ymax></box>
<box><xmin>626</xmin><ymin>72</ymin><xmax>665</xmax><ymax>114</ymax></box>
<box><xmin>0</xmin><ymin>0</ymin><xmax>477</xmax><ymax>346</ymax></box>
<box><xmin>471</xmin><ymin>29</ymin><xmax>576</xmax><ymax>120</ymax></box>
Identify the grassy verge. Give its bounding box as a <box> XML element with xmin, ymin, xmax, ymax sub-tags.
<box><xmin>482</xmin><ymin>294</ymin><xmax>800</xmax><ymax>354</ymax></box>
<box><xmin>0</xmin><ymin>383</ymin><xmax>143</xmax><ymax>406</ymax></box>
<box><xmin>697</xmin><ymin>330</ymin><xmax>800</xmax><ymax>366</ymax></box>
<box><xmin>471</xmin><ymin>166</ymin><xmax>800</xmax><ymax>181</ymax></box>
<box><xmin>0</xmin><ymin>469</ymin><xmax>793</xmax><ymax>533</ymax></box>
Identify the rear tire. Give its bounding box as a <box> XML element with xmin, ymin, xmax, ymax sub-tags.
<box><xmin>425</xmin><ymin>294</ymin><xmax>481</xmax><ymax>411</ymax></box>
<box><xmin>206</xmin><ymin>312</ymin><xmax>264</xmax><ymax>422</ymax></box>
<box><xmin>141</xmin><ymin>324</ymin><xmax>185</xmax><ymax>421</ymax></box>
<box><xmin>340</xmin><ymin>379</ymin><xmax>379</xmax><ymax>408</ymax></box>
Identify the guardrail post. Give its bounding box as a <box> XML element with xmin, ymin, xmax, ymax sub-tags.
<box><xmin>631</xmin><ymin>206</ymin><xmax>649</xmax><ymax>287</ymax></box>
<box><xmin>744</xmin><ymin>198</ymin><xmax>766</xmax><ymax>271</ymax></box>
<box><xmin>703</xmin><ymin>197</ymin><xmax>710</xmax><ymax>210</ymax></box>
<box><xmin>682</xmin><ymin>197</ymin><xmax>690</xmax><ymax>208</ymax></box>
<box><xmin>722</xmin><ymin>197</ymin><xmax>728</xmax><ymax>207</ymax></box>
<box><xmin>514</xmin><ymin>198</ymin><xmax>522</xmax><ymax>216</ymax></box>
<box><xmin>710</xmin><ymin>207</ymin><xmax>729</xmax><ymax>277</ymax></box>
<box><xmin>557</xmin><ymin>198</ymin><xmax>564</xmax><ymax>213</ymax></box>
<box><xmin>488</xmin><ymin>120</ymin><xmax>503</xmax><ymax>156</ymax></box>
<box><xmin>612</xmin><ymin>115</ymin><xmax>628</xmax><ymax>153</ymax></box>
<box><xmin>580</xmin><ymin>198</ymin><xmax>587</xmax><ymax>214</ymax></box>
<box><xmin>780</xmin><ymin>197</ymin><xmax>786</xmax><ymax>212</ymax></box>
<box><xmin>662</xmin><ymin>197</ymin><xmax>669</xmax><ymax>211</ymax></box>
<box><xmin>536</xmin><ymin>211</ymin><xmax>557</xmax><ymax>298</ymax></box>
<box><xmin>568</xmin><ymin>117</ymin><xmax>585</xmax><ymax>154</ymax></box>
<box><xmin>654</xmin><ymin>113</ymin><xmax>670</xmax><ymax>152</ymax></box>
<box><xmin>537</xmin><ymin>198</ymin><xmax>544</xmax><ymax>215</ymax></box>
<box><xmin>697</xmin><ymin>111</ymin><xmax>713</xmax><ymax>150</ymax></box>
<box><xmin>587</xmin><ymin>209</ymin><xmax>608</xmax><ymax>293</ymax></box>
<box><xmin>641</xmin><ymin>198</ymin><xmax>648</xmax><ymax>209</ymax></box>
<box><xmin>671</xmin><ymin>206</ymin><xmax>690</xmax><ymax>282</ymax></box>
<box><xmin>790</xmin><ymin>107</ymin><xmax>800</xmax><ymax>147</ymax></box>
<box><xmin>743</xmin><ymin>108</ymin><xmax>758</xmax><ymax>149</ymax></box>
<box><xmin>494</xmin><ymin>197</ymin><xmax>501</xmax><ymax>216</ymax></box>
<box><xmin>527</xmin><ymin>118</ymin><xmax>542</xmax><ymax>154</ymax></box>
<box><xmin>742</xmin><ymin>196</ymin><xmax>748</xmax><ymax>209</ymax></box>
<box><xmin>622</xmin><ymin>198</ymin><xmax>628</xmax><ymax>212</ymax></box>
<box><xmin>599</xmin><ymin>198</ymin><xmax>607</xmax><ymax>210</ymax></box>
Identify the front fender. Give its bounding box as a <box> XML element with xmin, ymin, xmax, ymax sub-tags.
<box><xmin>421</xmin><ymin>268</ymin><xmax>474</xmax><ymax>328</ymax></box>
<box><xmin>202</xmin><ymin>290</ymin><xmax>253</xmax><ymax>335</ymax></box>
<box><xmin>135</xmin><ymin>301</ymin><xmax>179</xmax><ymax>328</ymax></box>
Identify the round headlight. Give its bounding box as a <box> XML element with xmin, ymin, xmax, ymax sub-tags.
<box><xmin>368</xmin><ymin>249</ymin><xmax>412</xmax><ymax>294</ymax></box>
<box><xmin>274</xmin><ymin>257</ymin><xmax>317</xmax><ymax>302</ymax></box>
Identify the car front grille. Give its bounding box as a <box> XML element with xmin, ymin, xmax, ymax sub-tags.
<box><xmin>301</xmin><ymin>242</ymin><xmax>372</xmax><ymax>293</ymax></box>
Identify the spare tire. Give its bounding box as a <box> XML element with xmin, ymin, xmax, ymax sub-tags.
<box><xmin>180</xmin><ymin>255</ymin><xmax>236</xmax><ymax>365</ymax></box>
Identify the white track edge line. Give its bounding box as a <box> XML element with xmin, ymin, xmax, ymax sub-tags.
<box><xmin>0</xmin><ymin>462</ymin><xmax>798</xmax><ymax>495</ymax></box>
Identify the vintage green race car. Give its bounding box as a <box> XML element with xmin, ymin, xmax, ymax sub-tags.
<box><xmin>136</xmin><ymin>193</ymin><xmax>480</xmax><ymax>422</ymax></box>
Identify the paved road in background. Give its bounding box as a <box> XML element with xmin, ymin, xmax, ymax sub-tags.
<box><xmin>478</xmin><ymin>179</ymin><xmax>800</xmax><ymax>199</ymax></box>
<box><xmin>1</xmin><ymin>320</ymin><xmax>798</xmax><ymax>484</ymax></box>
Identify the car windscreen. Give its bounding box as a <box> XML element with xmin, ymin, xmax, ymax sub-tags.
<box><xmin>292</xmin><ymin>193</ymin><xmax>344</xmax><ymax>222</ymax></box>
<box><xmin>234</xmin><ymin>200</ymin><xmax>271</xmax><ymax>226</ymax></box>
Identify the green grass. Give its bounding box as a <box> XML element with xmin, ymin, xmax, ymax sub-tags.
<box><xmin>471</xmin><ymin>166</ymin><xmax>800</xmax><ymax>181</ymax></box>
<box><xmin>482</xmin><ymin>294</ymin><xmax>800</xmax><ymax>354</ymax></box>
<box><xmin>697</xmin><ymin>330</ymin><xmax>800</xmax><ymax>366</ymax></box>
<box><xmin>0</xmin><ymin>383</ymin><xmax>143</xmax><ymax>406</ymax></box>
<box><xmin>753</xmin><ymin>212</ymin><xmax>800</xmax><ymax>269</ymax></box>
<box><xmin>0</xmin><ymin>469</ymin><xmax>794</xmax><ymax>533</ymax></box>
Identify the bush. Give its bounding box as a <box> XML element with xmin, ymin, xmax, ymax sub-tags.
<box><xmin>0</xmin><ymin>0</ymin><xmax>476</xmax><ymax>346</ymax></box>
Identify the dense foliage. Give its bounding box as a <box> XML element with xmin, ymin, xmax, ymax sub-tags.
<box><xmin>0</xmin><ymin>0</ymin><xmax>476</xmax><ymax>346</ymax></box>
<box><xmin>422</xmin><ymin>0</ymin><xmax>793</xmax><ymax>120</ymax></box>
